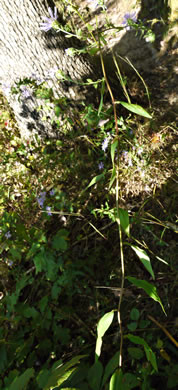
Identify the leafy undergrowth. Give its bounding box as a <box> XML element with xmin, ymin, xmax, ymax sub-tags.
<box><xmin>0</xmin><ymin>76</ymin><xmax>177</xmax><ymax>389</ymax></box>
<box><xmin>0</xmin><ymin>2</ymin><xmax>178</xmax><ymax>390</ymax></box>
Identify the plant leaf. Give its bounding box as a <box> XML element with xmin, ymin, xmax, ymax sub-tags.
<box><xmin>44</xmin><ymin>355</ymin><xmax>86</xmax><ymax>389</ymax></box>
<box><xmin>98</xmin><ymin>78</ymin><xmax>105</xmax><ymax>116</ymax></box>
<box><xmin>130</xmin><ymin>308</ymin><xmax>140</xmax><ymax>321</ymax></box>
<box><xmin>86</xmin><ymin>174</ymin><xmax>105</xmax><ymax>190</ymax></box>
<box><xmin>9</xmin><ymin>368</ymin><xmax>35</xmax><ymax>390</ymax></box>
<box><xmin>127</xmin><ymin>277</ymin><xmax>166</xmax><ymax>315</ymax></box>
<box><xmin>37</xmin><ymin>369</ymin><xmax>50</xmax><ymax>389</ymax></box>
<box><xmin>33</xmin><ymin>252</ymin><xmax>46</xmax><ymax>274</ymax></box>
<box><xmin>109</xmin><ymin>167</ymin><xmax>116</xmax><ymax>189</ymax></box>
<box><xmin>97</xmin><ymin>311</ymin><xmax>114</xmax><ymax>339</ymax></box>
<box><xmin>116</xmin><ymin>208</ymin><xmax>130</xmax><ymax>237</ymax></box>
<box><xmin>122</xmin><ymin>373</ymin><xmax>140</xmax><ymax>389</ymax></box>
<box><xmin>119</xmin><ymin>101</ymin><xmax>152</xmax><ymax>118</ymax></box>
<box><xmin>111</xmin><ymin>139</ymin><xmax>118</xmax><ymax>166</ymax></box>
<box><xmin>126</xmin><ymin>334</ymin><xmax>158</xmax><ymax>371</ymax></box>
<box><xmin>95</xmin><ymin>336</ymin><xmax>102</xmax><ymax>360</ymax></box>
<box><xmin>128</xmin><ymin>347</ymin><xmax>144</xmax><ymax>360</ymax></box>
<box><xmin>102</xmin><ymin>351</ymin><xmax>120</xmax><ymax>386</ymax></box>
<box><xmin>96</xmin><ymin>311</ymin><xmax>114</xmax><ymax>359</ymax></box>
<box><xmin>87</xmin><ymin>361</ymin><xmax>103</xmax><ymax>390</ymax></box>
<box><xmin>0</xmin><ymin>345</ymin><xmax>7</xmax><ymax>371</ymax></box>
<box><xmin>109</xmin><ymin>369</ymin><xmax>123</xmax><ymax>389</ymax></box>
<box><xmin>55</xmin><ymin>105</ymin><xmax>61</xmax><ymax>117</ymax></box>
<box><xmin>131</xmin><ymin>245</ymin><xmax>155</xmax><ymax>279</ymax></box>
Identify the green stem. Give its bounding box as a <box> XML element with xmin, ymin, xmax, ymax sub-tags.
<box><xmin>98</xmin><ymin>32</ymin><xmax>125</xmax><ymax>368</ymax></box>
<box><xmin>116</xmin><ymin>158</ymin><xmax>125</xmax><ymax>368</ymax></box>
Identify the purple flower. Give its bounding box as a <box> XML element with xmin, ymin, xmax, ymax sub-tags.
<box><xmin>40</xmin><ymin>191</ymin><xmax>46</xmax><ymax>198</ymax></box>
<box><xmin>46</xmin><ymin>67</ymin><xmax>58</xmax><ymax>79</ymax></box>
<box><xmin>122</xmin><ymin>151</ymin><xmax>128</xmax><ymax>159</ymax></box>
<box><xmin>40</xmin><ymin>7</ymin><xmax>58</xmax><ymax>32</ymax></box>
<box><xmin>1</xmin><ymin>83</ymin><xmax>11</xmax><ymax>97</ymax></box>
<box><xmin>122</xmin><ymin>12</ymin><xmax>137</xmax><ymax>30</ymax></box>
<box><xmin>90</xmin><ymin>0</ymin><xmax>107</xmax><ymax>10</ymax></box>
<box><xmin>65</xmin><ymin>48</ymin><xmax>76</xmax><ymax>57</ymax></box>
<box><xmin>98</xmin><ymin>162</ymin><xmax>104</xmax><ymax>170</ymax></box>
<box><xmin>30</xmin><ymin>73</ymin><xmax>44</xmax><ymax>85</ymax></box>
<box><xmin>121</xmin><ymin>150</ymin><xmax>132</xmax><ymax>166</ymax></box>
<box><xmin>102</xmin><ymin>136</ymin><xmax>110</xmax><ymax>152</ymax></box>
<box><xmin>37</xmin><ymin>191</ymin><xmax>46</xmax><ymax>207</ymax></box>
<box><xmin>46</xmin><ymin>206</ymin><xmax>52</xmax><ymax>216</ymax></box>
<box><xmin>49</xmin><ymin>189</ymin><xmax>55</xmax><ymax>196</ymax></box>
<box><xmin>5</xmin><ymin>231</ymin><xmax>11</xmax><ymax>239</ymax></box>
<box><xmin>20</xmin><ymin>86</ymin><xmax>31</xmax><ymax>98</ymax></box>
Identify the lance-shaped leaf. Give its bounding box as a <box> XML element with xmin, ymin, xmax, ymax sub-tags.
<box><xmin>95</xmin><ymin>311</ymin><xmax>114</xmax><ymax>359</ymax></box>
<box><xmin>44</xmin><ymin>355</ymin><xmax>86</xmax><ymax>389</ymax></box>
<box><xmin>126</xmin><ymin>334</ymin><xmax>158</xmax><ymax>371</ymax></box>
<box><xmin>9</xmin><ymin>368</ymin><xmax>35</xmax><ymax>390</ymax></box>
<box><xmin>131</xmin><ymin>245</ymin><xmax>155</xmax><ymax>279</ymax></box>
<box><xmin>109</xmin><ymin>369</ymin><xmax>123</xmax><ymax>390</ymax></box>
<box><xmin>127</xmin><ymin>277</ymin><xmax>166</xmax><ymax>315</ymax></box>
<box><xmin>118</xmin><ymin>101</ymin><xmax>152</xmax><ymax>118</ymax></box>
<box><xmin>87</xmin><ymin>361</ymin><xmax>103</xmax><ymax>390</ymax></box>
<box><xmin>116</xmin><ymin>208</ymin><xmax>130</xmax><ymax>237</ymax></box>
<box><xmin>109</xmin><ymin>167</ymin><xmax>116</xmax><ymax>189</ymax></box>
<box><xmin>111</xmin><ymin>139</ymin><xmax>118</xmax><ymax>166</ymax></box>
<box><xmin>86</xmin><ymin>173</ymin><xmax>105</xmax><ymax>190</ymax></box>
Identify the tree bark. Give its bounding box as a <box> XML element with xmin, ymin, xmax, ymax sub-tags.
<box><xmin>0</xmin><ymin>0</ymin><xmax>99</xmax><ymax>139</ymax></box>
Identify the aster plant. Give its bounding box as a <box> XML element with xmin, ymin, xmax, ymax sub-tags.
<box><xmin>40</xmin><ymin>7</ymin><xmax>59</xmax><ymax>32</ymax></box>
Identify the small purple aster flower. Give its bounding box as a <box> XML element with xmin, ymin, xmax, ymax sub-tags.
<box><xmin>46</xmin><ymin>67</ymin><xmax>58</xmax><ymax>79</ymax></box>
<box><xmin>40</xmin><ymin>7</ymin><xmax>58</xmax><ymax>32</ymax></box>
<box><xmin>30</xmin><ymin>73</ymin><xmax>44</xmax><ymax>85</ymax></box>
<box><xmin>122</xmin><ymin>150</ymin><xmax>128</xmax><ymax>159</ymax></box>
<box><xmin>65</xmin><ymin>48</ymin><xmax>76</xmax><ymax>57</ymax></box>
<box><xmin>121</xmin><ymin>150</ymin><xmax>132</xmax><ymax>166</ymax></box>
<box><xmin>90</xmin><ymin>0</ymin><xmax>107</xmax><ymax>10</ymax></box>
<box><xmin>40</xmin><ymin>191</ymin><xmax>46</xmax><ymax>198</ymax></box>
<box><xmin>102</xmin><ymin>136</ymin><xmax>110</xmax><ymax>152</ymax></box>
<box><xmin>5</xmin><ymin>231</ymin><xmax>11</xmax><ymax>239</ymax></box>
<box><xmin>20</xmin><ymin>86</ymin><xmax>31</xmax><ymax>98</ymax></box>
<box><xmin>98</xmin><ymin>162</ymin><xmax>104</xmax><ymax>170</ymax></box>
<box><xmin>46</xmin><ymin>206</ymin><xmax>52</xmax><ymax>216</ymax></box>
<box><xmin>37</xmin><ymin>191</ymin><xmax>46</xmax><ymax>207</ymax></box>
<box><xmin>49</xmin><ymin>189</ymin><xmax>55</xmax><ymax>196</ymax></box>
<box><xmin>122</xmin><ymin>11</ymin><xmax>137</xmax><ymax>30</ymax></box>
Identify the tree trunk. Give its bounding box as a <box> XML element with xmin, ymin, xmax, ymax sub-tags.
<box><xmin>0</xmin><ymin>0</ymin><xmax>99</xmax><ymax>139</ymax></box>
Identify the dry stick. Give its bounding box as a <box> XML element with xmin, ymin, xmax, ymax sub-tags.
<box><xmin>98</xmin><ymin>37</ymin><xmax>125</xmax><ymax>368</ymax></box>
<box><xmin>148</xmin><ymin>315</ymin><xmax>178</xmax><ymax>348</ymax></box>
